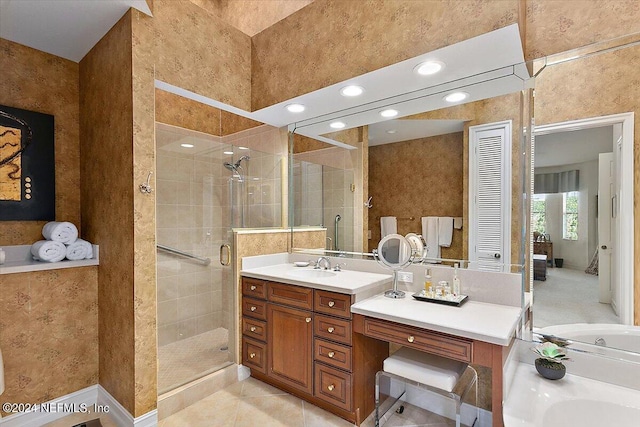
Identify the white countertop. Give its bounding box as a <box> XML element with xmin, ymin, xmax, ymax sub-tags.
<box><xmin>350</xmin><ymin>293</ymin><xmax>522</xmax><ymax>346</ymax></box>
<box><xmin>241</xmin><ymin>263</ymin><xmax>392</xmax><ymax>295</ymax></box>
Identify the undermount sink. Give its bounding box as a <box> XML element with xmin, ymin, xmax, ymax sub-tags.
<box><xmin>287</xmin><ymin>269</ymin><xmax>337</xmax><ymax>279</ymax></box>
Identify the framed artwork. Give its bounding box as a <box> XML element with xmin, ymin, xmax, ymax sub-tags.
<box><xmin>0</xmin><ymin>104</ymin><xmax>55</xmax><ymax>220</ymax></box>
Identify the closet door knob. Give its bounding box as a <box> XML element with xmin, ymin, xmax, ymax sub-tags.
<box><xmin>327</xmin><ymin>327</ymin><xmax>335</xmax><ymax>333</ymax></box>
<box><xmin>407</xmin><ymin>335</ymin><xmax>415</xmax><ymax>343</ymax></box>
<box><xmin>306</xmin><ymin>317</ymin><xmax>312</xmax><ymax>323</ymax></box>
<box><xmin>328</xmin><ymin>301</ymin><xmax>335</xmax><ymax>307</ymax></box>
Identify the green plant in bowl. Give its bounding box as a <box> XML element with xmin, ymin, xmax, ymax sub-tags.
<box><xmin>532</xmin><ymin>342</ymin><xmax>570</xmax><ymax>380</ymax></box>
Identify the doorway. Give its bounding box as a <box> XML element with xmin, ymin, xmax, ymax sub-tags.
<box><xmin>532</xmin><ymin>113</ymin><xmax>634</xmax><ymax>326</ymax></box>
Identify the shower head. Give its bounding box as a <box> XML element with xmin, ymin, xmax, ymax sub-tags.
<box><xmin>234</xmin><ymin>155</ymin><xmax>250</xmax><ymax>168</ymax></box>
<box><xmin>223</xmin><ymin>162</ymin><xmax>237</xmax><ymax>172</ymax></box>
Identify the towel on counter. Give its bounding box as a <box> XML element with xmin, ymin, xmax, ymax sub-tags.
<box><xmin>31</xmin><ymin>240</ymin><xmax>66</xmax><ymax>263</ymax></box>
<box><xmin>438</xmin><ymin>217</ymin><xmax>454</xmax><ymax>248</ymax></box>
<box><xmin>42</xmin><ymin>221</ymin><xmax>78</xmax><ymax>244</ymax></box>
<box><xmin>421</xmin><ymin>217</ymin><xmax>440</xmax><ymax>260</ymax></box>
<box><xmin>65</xmin><ymin>239</ymin><xmax>93</xmax><ymax>261</ymax></box>
<box><xmin>380</xmin><ymin>216</ymin><xmax>397</xmax><ymax>238</ymax></box>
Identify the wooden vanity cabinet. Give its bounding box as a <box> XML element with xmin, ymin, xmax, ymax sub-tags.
<box><xmin>241</xmin><ymin>277</ymin><xmax>388</xmax><ymax>425</ymax></box>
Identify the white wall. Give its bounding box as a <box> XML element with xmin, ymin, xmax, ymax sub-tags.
<box><xmin>537</xmin><ymin>160</ymin><xmax>600</xmax><ymax>270</ymax></box>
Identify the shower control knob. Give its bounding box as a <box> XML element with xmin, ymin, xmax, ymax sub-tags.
<box><xmin>328</xmin><ymin>351</ymin><xmax>335</xmax><ymax>358</ymax></box>
<box><xmin>407</xmin><ymin>335</ymin><xmax>415</xmax><ymax>343</ymax></box>
<box><xmin>328</xmin><ymin>301</ymin><xmax>335</xmax><ymax>307</ymax></box>
<box><xmin>250</xmin><ymin>327</ymin><xmax>256</xmax><ymax>332</ymax></box>
<box><xmin>327</xmin><ymin>327</ymin><xmax>335</xmax><ymax>333</ymax></box>
<box><xmin>250</xmin><ymin>306</ymin><xmax>257</xmax><ymax>312</ymax></box>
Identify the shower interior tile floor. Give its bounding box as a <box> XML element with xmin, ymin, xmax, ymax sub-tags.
<box><xmin>158</xmin><ymin>327</ymin><xmax>233</xmax><ymax>393</ymax></box>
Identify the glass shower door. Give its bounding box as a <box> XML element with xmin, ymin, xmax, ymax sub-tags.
<box><xmin>155</xmin><ymin>124</ymin><xmax>236</xmax><ymax>394</ymax></box>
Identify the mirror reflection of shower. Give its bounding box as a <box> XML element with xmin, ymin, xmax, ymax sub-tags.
<box><xmin>225</xmin><ymin>155</ymin><xmax>250</xmax><ymax>227</ymax></box>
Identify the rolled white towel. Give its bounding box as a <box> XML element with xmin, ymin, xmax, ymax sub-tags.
<box><xmin>42</xmin><ymin>221</ymin><xmax>78</xmax><ymax>244</ymax></box>
<box><xmin>65</xmin><ymin>239</ymin><xmax>93</xmax><ymax>261</ymax></box>
<box><xmin>31</xmin><ymin>240</ymin><xmax>66</xmax><ymax>262</ymax></box>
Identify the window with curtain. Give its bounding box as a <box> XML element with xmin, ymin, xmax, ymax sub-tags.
<box><xmin>563</xmin><ymin>191</ymin><xmax>579</xmax><ymax>240</ymax></box>
<box><xmin>532</xmin><ymin>194</ymin><xmax>546</xmax><ymax>234</ymax></box>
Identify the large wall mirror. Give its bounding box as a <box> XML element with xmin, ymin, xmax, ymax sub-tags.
<box><xmin>528</xmin><ymin>34</ymin><xmax>638</xmax><ymax>356</ymax></box>
<box><xmin>288</xmin><ymin>24</ymin><xmax>530</xmax><ymax>274</ymax></box>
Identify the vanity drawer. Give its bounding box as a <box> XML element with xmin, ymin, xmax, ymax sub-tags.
<box><xmin>314</xmin><ymin>290</ymin><xmax>352</xmax><ymax>319</ymax></box>
<box><xmin>314</xmin><ymin>338</ymin><xmax>352</xmax><ymax>372</ymax></box>
<box><xmin>242</xmin><ymin>277</ymin><xmax>267</xmax><ymax>300</ymax></box>
<box><xmin>268</xmin><ymin>282</ymin><xmax>313</xmax><ymax>310</ymax></box>
<box><xmin>243</xmin><ymin>337</ymin><xmax>267</xmax><ymax>374</ymax></box>
<box><xmin>242</xmin><ymin>297</ymin><xmax>267</xmax><ymax>321</ymax></box>
<box><xmin>314</xmin><ymin>362</ymin><xmax>352</xmax><ymax>411</ymax></box>
<box><xmin>314</xmin><ymin>314</ymin><xmax>352</xmax><ymax>346</ymax></box>
<box><xmin>361</xmin><ymin>317</ymin><xmax>472</xmax><ymax>363</ymax></box>
<box><xmin>242</xmin><ymin>317</ymin><xmax>267</xmax><ymax>341</ymax></box>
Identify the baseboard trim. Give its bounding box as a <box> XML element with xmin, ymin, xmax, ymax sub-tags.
<box><xmin>0</xmin><ymin>385</ymin><xmax>98</xmax><ymax>427</ymax></box>
<box><xmin>0</xmin><ymin>385</ymin><xmax>157</xmax><ymax>427</ymax></box>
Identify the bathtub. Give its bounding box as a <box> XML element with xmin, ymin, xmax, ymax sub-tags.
<box><xmin>504</xmin><ymin>363</ymin><xmax>640</xmax><ymax>427</ymax></box>
<box><xmin>536</xmin><ymin>323</ymin><xmax>640</xmax><ymax>353</ymax></box>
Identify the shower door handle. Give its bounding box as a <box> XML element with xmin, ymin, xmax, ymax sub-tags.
<box><xmin>220</xmin><ymin>244</ymin><xmax>231</xmax><ymax>266</ymax></box>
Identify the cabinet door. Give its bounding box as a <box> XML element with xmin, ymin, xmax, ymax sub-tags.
<box><xmin>267</xmin><ymin>304</ymin><xmax>313</xmax><ymax>394</ymax></box>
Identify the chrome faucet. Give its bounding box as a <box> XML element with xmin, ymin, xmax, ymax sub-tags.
<box><xmin>315</xmin><ymin>256</ymin><xmax>331</xmax><ymax>270</ymax></box>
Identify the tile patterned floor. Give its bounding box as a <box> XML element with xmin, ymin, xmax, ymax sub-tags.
<box><xmin>158</xmin><ymin>328</ymin><xmax>233</xmax><ymax>393</ymax></box>
<box><xmin>159</xmin><ymin>377</ymin><xmax>456</xmax><ymax>427</ymax></box>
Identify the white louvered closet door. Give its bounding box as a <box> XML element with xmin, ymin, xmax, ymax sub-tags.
<box><xmin>469</xmin><ymin>121</ymin><xmax>512</xmax><ymax>272</ymax></box>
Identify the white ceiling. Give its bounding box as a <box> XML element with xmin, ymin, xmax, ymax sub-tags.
<box><xmin>0</xmin><ymin>0</ymin><xmax>152</xmax><ymax>62</ymax></box>
<box><xmin>535</xmin><ymin>126</ymin><xmax>614</xmax><ymax>168</ymax></box>
<box><xmin>368</xmin><ymin>119</ymin><xmax>465</xmax><ymax>147</ymax></box>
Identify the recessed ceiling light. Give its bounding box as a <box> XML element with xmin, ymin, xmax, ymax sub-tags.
<box><xmin>180</xmin><ymin>143</ymin><xmax>194</xmax><ymax>148</ymax></box>
<box><xmin>238</xmin><ymin>146</ymin><xmax>249</xmax><ymax>150</ymax></box>
<box><xmin>414</xmin><ymin>61</ymin><xmax>445</xmax><ymax>76</ymax></box>
<box><xmin>386</xmin><ymin>130</ymin><xmax>397</xmax><ymax>134</ymax></box>
<box><xmin>286</xmin><ymin>103</ymin><xmax>305</xmax><ymax>113</ymax></box>
<box><xmin>340</xmin><ymin>85</ymin><xmax>364</xmax><ymax>97</ymax></box>
<box><xmin>380</xmin><ymin>109</ymin><xmax>399</xmax><ymax>118</ymax></box>
<box><xmin>330</xmin><ymin>121</ymin><xmax>346</xmax><ymax>129</ymax></box>
<box><xmin>223</xmin><ymin>151</ymin><xmax>234</xmax><ymax>155</ymax></box>
<box><xmin>444</xmin><ymin>92</ymin><xmax>469</xmax><ymax>103</ymax></box>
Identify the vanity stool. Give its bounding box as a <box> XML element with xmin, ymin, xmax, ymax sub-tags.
<box><xmin>375</xmin><ymin>347</ymin><xmax>478</xmax><ymax>427</ymax></box>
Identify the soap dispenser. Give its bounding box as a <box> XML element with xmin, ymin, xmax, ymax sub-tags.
<box><xmin>424</xmin><ymin>268</ymin><xmax>432</xmax><ymax>296</ymax></box>
<box><xmin>452</xmin><ymin>263</ymin><xmax>461</xmax><ymax>296</ymax></box>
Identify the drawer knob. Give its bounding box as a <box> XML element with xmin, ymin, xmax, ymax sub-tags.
<box><xmin>327</xmin><ymin>327</ymin><xmax>335</xmax><ymax>333</ymax></box>
<box><xmin>250</xmin><ymin>285</ymin><xmax>257</xmax><ymax>291</ymax></box>
<box><xmin>328</xmin><ymin>351</ymin><xmax>335</xmax><ymax>358</ymax></box>
<box><xmin>328</xmin><ymin>301</ymin><xmax>335</xmax><ymax>307</ymax></box>
<box><xmin>250</xmin><ymin>306</ymin><xmax>257</xmax><ymax>312</ymax></box>
<box><xmin>327</xmin><ymin>384</ymin><xmax>335</xmax><ymax>392</ymax></box>
<box><xmin>249</xmin><ymin>352</ymin><xmax>256</xmax><ymax>359</ymax></box>
<box><xmin>306</xmin><ymin>317</ymin><xmax>312</xmax><ymax>323</ymax></box>
<box><xmin>250</xmin><ymin>326</ymin><xmax>257</xmax><ymax>332</ymax></box>
<box><xmin>407</xmin><ymin>335</ymin><xmax>415</xmax><ymax>343</ymax></box>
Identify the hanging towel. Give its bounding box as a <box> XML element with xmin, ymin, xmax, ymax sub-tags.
<box><xmin>42</xmin><ymin>221</ymin><xmax>78</xmax><ymax>244</ymax></box>
<box><xmin>380</xmin><ymin>216</ymin><xmax>397</xmax><ymax>238</ymax></box>
<box><xmin>453</xmin><ymin>217</ymin><xmax>463</xmax><ymax>230</ymax></box>
<box><xmin>31</xmin><ymin>240</ymin><xmax>66</xmax><ymax>262</ymax></box>
<box><xmin>65</xmin><ymin>239</ymin><xmax>94</xmax><ymax>261</ymax></box>
<box><xmin>439</xmin><ymin>217</ymin><xmax>454</xmax><ymax>248</ymax></box>
<box><xmin>421</xmin><ymin>217</ymin><xmax>440</xmax><ymax>260</ymax></box>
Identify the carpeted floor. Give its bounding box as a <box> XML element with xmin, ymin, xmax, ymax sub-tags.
<box><xmin>533</xmin><ymin>267</ymin><xmax>620</xmax><ymax>328</ymax></box>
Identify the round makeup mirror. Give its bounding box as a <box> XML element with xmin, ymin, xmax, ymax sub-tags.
<box><xmin>374</xmin><ymin>234</ymin><xmax>413</xmax><ymax>298</ymax></box>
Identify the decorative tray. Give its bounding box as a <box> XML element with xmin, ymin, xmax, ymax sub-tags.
<box><xmin>412</xmin><ymin>292</ymin><xmax>468</xmax><ymax>307</ymax></box>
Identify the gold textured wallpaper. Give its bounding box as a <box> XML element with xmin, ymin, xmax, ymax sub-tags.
<box><xmin>534</xmin><ymin>44</ymin><xmax>640</xmax><ymax>325</ymax></box>
<box><xmin>0</xmin><ymin>268</ymin><xmax>98</xmax><ymax>417</ymax></box>
<box><xmin>0</xmin><ymin>39</ymin><xmax>80</xmax><ymax>245</ymax></box>
<box><xmin>251</xmin><ymin>0</ymin><xmax>520</xmax><ymax>110</ymax></box>
<box><xmin>80</xmin><ymin>11</ymin><xmax>137</xmax><ymax>415</ymax></box>
<box><xmin>368</xmin><ymin>132</ymin><xmax>464</xmax><ymax>258</ymax></box>
<box><xmin>154</xmin><ymin>0</ymin><xmax>251</xmax><ymax>111</ymax></box>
